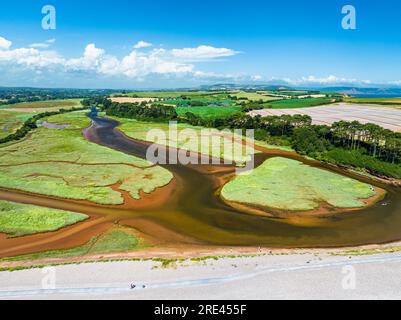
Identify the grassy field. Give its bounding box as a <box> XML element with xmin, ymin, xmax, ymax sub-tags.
<box><xmin>270</xmin><ymin>90</ymin><xmax>310</xmax><ymax>96</ymax></box>
<box><xmin>221</xmin><ymin>157</ymin><xmax>378</xmax><ymax>211</ymax></box>
<box><xmin>265</xmin><ymin>98</ymin><xmax>333</xmax><ymax>109</ymax></box>
<box><xmin>112</xmin><ymin>117</ymin><xmax>258</xmax><ymax>164</ymax></box>
<box><xmin>0</xmin><ymin>111</ymin><xmax>173</xmax><ymax>205</ymax></box>
<box><xmin>253</xmin><ymin>140</ymin><xmax>294</xmax><ymax>152</ymax></box>
<box><xmin>158</xmin><ymin>98</ymin><xmax>235</xmax><ymax>106</ymax></box>
<box><xmin>0</xmin><ymin>99</ymin><xmax>82</xmax><ymax>111</ymax></box>
<box><xmin>0</xmin><ymin>200</ymin><xmax>88</xmax><ymax>237</ymax></box>
<box><xmin>230</xmin><ymin>91</ymin><xmax>282</xmax><ymax>102</ymax></box>
<box><xmin>177</xmin><ymin>105</ymin><xmax>242</xmax><ymax>119</ymax></box>
<box><xmin>0</xmin><ymin>110</ymin><xmax>36</xmax><ymax>139</ymax></box>
<box><xmin>2</xmin><ymin>227</ymin><xmax>146</xmax><ymax>261</ymax></box>
<box><xmin>113</xmin><ymin>91</ymin><xmax>213</xmax><ymax>99</ymax></box>
<box><xmin>344</xmin><ymin>97</ymin><xmax>401</xmax><ymax>106</ymax></box>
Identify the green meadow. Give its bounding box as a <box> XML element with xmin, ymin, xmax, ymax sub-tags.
<box><xmin>0</xmin><ymin>99</ymin><xmax>82</xmax><ymax>111</ymax></box>
<box><xmin>221</xmin><ymin>157</ymin><xmax>378</xmax><ymax>211</ymax></box>
<box><xmin>114</xmin><ymin>91</ymin><xmax>213</xmax><ymax>99</ymax></box>
<box><xmin>344</xmin><ymin>97</ymin><xmax>401</xmax><ymax>106</ymax></box>
<box><xmin>230</xmin><ymin>91</ymin><xmax>282</xmax><ymax>101</ymax></box>
<box><xmin>0</xmin><ymin>200</ymin><xmax>88</xmax><ymax>237</ymax></box>
<box><xmin>265</xmin><ymin>98</ymin><xmax>333</xmax><ymax>109</ymax></box>
<box><xmin>111</xmin><ymin>116</ymin><xmax>258</xmax><ymax>164</ymax></box>
<box><xmin>2</xmin><ymin>227</ymin><xmax>146</xmax><ymax>261</ymax></box>
<box><xmin>176</xmin><ymin>105</ymin><xmax>242</xmax><ymax>119</ymax></box>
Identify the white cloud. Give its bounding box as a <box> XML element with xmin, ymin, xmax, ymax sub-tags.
<box><xmin>115</xmin><ymin>48</ymin><xmax>194</xmax><ymax>77</ymax></box>
<box><xmin>251</xmin><ymin>75</ymin><xmax>263</xmax><ymax>81</ymax></box>
<box><xmin>0</xmin><ymin>36</ymin><xmax>12</xmax><ymax>50</ymax></box>
<box><xmin>0</xmin><ymin>37</ymin><xmax>247</xmax><ymax>84</ymax></box>
<box><xmin>133</xmin><ymin>40</ymin><xmax>153</xmax><ymax>49</ymax></box>
<box><xmin>0</xmin><ymin>40</ymin><xmax>240</xmax><ymax>81</ymax></box>
<box><xmin>66</xmin><ymin>44</ymin><xmax>106</xmax><ymax>70</ymax></box>
<box><xmin>171</xmin><ymin>45</ymin><xmax>240</xmax><ymax>60</ymax></box>
<box><xmin>29</xmin><ymin>38</ymin><xmax>57</xmax><ymax>49</ymax></box>
<box><xmin>0</xmin><ymin>47</ymin><xmax>65</xmax><ymax>69</ymax></box>
<box><xmin>30</xmin><ymin>43</ymin><xmax>50</xmax><ymax>49</ymax></box>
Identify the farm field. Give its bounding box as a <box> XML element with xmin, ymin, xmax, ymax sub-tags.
<box><xmin>264</xmin><ymin>97</ymin><xmax>333</xmax><ymax>109</ymax></box>
<box><xmin>0</xmin><ymin>99</ymin><xmax>82</xmax><ymax>112</ymax></box>
<box><xmin>176</xmin><ymin>105</ymin><xmax>242</xmax><ymax>119</ymax></box>
<box><xmin>115</xmin><ymin>90</ymin><xmax>279</xmax><ymax>101</ymax></box>
<box><xmin>0</xmin><ymin>110</ymin><xmax>36</xmax><ymax>139</ymax></box>
<box><xmin>0</xmin><ymin>111</ymin><xmax>173</xmax><ymax>205</ymax></box>
<box><xmin>344</xmin><ymin>97</ymin><xmax>401</xmax><ymax>106</ymax></box>
<box><xmin>157</xmin><ymin>98</ymin><xmax>235</xmax><ymax>106</ymax></box>
<box><xmin>0</xmin><ymin>200</ymin><xmax>88</xmax><ymax>237</ymax></box>
<box><xmin>230</xmin><ymin>91</ymin><xmax>283</xmax><ymax>101</ymax></box>
<box><xmin>221</xmin><ymin>157</ymin><xmax>379</xmax><ymax>212</ymax></box>
<box><xmin>249</xmin><ymin>103</ymin><xmax>401</xmax><ymax>132</ymax></box>
<box><xmin>113</xmin><ymin>91</ymin><xmax>213</xmax><ymax>99</ymax></box>
<box><xmin>270</xmin><ymin>90</ymin><xmax>311</xmax><ymax>96</ymax></box>
<box><xmin>0</xmin><ymin>98</ymin><xmax>82</xmax><ymax>109</ymax></box>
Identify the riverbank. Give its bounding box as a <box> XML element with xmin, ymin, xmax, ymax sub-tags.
<box><xmin>3</xmin><ymin>237</ymin><xmax>401</xmax><ymax>273</ymax></box>
<box><xmin>1</xmin><ymin>114</ymin><xmax>400</xmax><ymax>261</ymax></box>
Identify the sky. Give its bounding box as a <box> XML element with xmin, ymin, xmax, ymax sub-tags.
<box><xmin>0</xmin><ymin>0</ymin><xmax>401</xmax><ymax>89</ymax></box>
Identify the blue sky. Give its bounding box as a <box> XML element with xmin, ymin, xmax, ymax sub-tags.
<box><xmin>0</xmin><ymin>0</ymin><xmax>400</xmax><ymax>89</ymax></box>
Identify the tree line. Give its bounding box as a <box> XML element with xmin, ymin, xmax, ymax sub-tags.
<box><xmin>100</xmin><ymin>101</ymin><xmax>178</xmax><ymax>121</ymax></box>
<box><xmin>96</xmin><ymin>99</ymin><xmax>400</xmax><ymax>178</ymax></box>
<box><xmin>0</xmin><ymin>88</ymin><xmax>119</xmax><ymax>106</ymax></box>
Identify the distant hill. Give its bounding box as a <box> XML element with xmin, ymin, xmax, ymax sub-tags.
<box><xmin>199</xmin><ymin>83</ymin><xmax>294</xmax><ymax>91</ymax></box>
<box><xmin>200</xmin><ymin>84</ymin><xmax>401</xmax><ymax>98</ymax></box>
<box><xmin>317</xmin><ymin>87</ymin><xmax>401</xmax><ymax>97</ymax></box>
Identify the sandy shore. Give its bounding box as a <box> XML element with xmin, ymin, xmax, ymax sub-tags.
<box><xmin>2</xmin><ymin>246</ymin><xmax>401</xmax><ymax>299</ymax></box>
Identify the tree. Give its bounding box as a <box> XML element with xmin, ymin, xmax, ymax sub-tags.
<box><xmin>292</xmin><ymin>127</ymin><xmax>329</xmax><ymax>154</ymax></box>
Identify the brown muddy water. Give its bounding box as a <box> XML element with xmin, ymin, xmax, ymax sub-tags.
<box><xmin>82</xmin><ymin>116</ymin><xmax>401</xmax><ymax>248</ymax></box>
<box><xmin>0</xmin><ymin>115</ymin><xmax>400</xmax><ymax>250</ymax></box>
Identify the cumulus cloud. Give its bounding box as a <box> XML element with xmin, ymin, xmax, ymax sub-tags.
<box><xmin>0</xmin><ymin>36</ymin><xmax>12</xmax><ymax>50</ymax></box>
<box><xmin>0</xmin><ymin>38</ymin><xmax>227</xmax><ymax>80</ymax></box>
<box><xmin>0</xmin><ymin>38</ymin><xmax>244</xmax><ymax>80</ymax></box>
<box><xmin>0</xmin><ymin>46</ymin><xmax>65</xmax><ymax>69</ymax></box>
<box><xmin>171</xmin><ymin>45</ymin><xmax>240</xmax><ymax>60</ymax></box>
<box><xmin>133</xmin><ymin>40</ymin><xmax>153</xmax><ymax>49</ymax></box>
